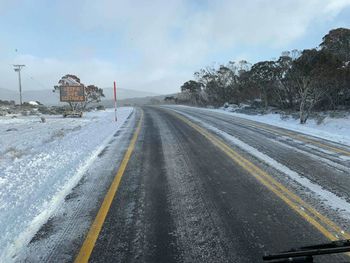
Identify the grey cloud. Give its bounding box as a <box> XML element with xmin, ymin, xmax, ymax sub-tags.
<box><xmin>1</xmin><ymin>0</ymin><xmax>349</xmax><ymax>94</ymax></box>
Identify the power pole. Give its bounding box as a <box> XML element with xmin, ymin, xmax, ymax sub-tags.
<box><xmin>13</xmin><ymin>64</ymin><xmax>25</xmax><ymax>105</ymax></box>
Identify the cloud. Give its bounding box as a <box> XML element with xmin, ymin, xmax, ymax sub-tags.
<box><xmin>0</xmin><ymin>55</ymin><xmax>120</xmax><ymax>90</ymax></box>
<box><xmin>1</xmin><ymin>0</ymin><xmax>349</xmax><ymax>94</ymax></box>
<box><xmin>0</xmin><ymin>54</ymin><xmax>189</xmax><ymax>94</ymax></box>
<box><xmin>64</xmin><ymin>0</ymin><xmax>350</xmax><ymax>48</ymax></box>
<box><xmin>58</xmin><ymin>0</ymin><xmax>350</xmax><ymax>70</ymax></box>
<box><xmin>183</xmin><ymin>0</ymin><xmax>350</xmax><ymax>48</ymax></box>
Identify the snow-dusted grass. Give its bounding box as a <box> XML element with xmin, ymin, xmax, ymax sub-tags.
<box><xmin>0</xmin><ymin>107</ymin><xmax>133</xmax><ymax>261</ymax></box>
<box><xmin>174</xmin><ymin>105</ymin><xmax>350</xmax><ymax>146</ymax></box>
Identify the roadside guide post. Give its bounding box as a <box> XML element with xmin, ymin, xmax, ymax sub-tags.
<box><xmin>114</xmin><ymin>81</ymin><xmax>117</xmax><ymax>122</ymax></box>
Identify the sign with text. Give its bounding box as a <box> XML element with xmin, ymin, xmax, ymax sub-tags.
<box><xmin>60</xmin><ymin>86</ymin><xmax>85</xmax><ymax>102</ymax></box>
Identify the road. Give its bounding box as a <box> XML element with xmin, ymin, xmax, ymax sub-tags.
<box><xmin>75</xmin><ymin>106</ymin><xmax>350</xmax><ymax>263</ymax></box>
<box><xmin>21</xmin><ymin>106</ymin><xmax>350</xmax><ymax>262</ymax></box>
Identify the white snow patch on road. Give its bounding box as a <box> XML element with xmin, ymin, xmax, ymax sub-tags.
<box><xmin>272</xmin><ymin>136</ymin><xmax>350</xmax><ymax>174</ymax></box>
<box><xmin>171</xmin><ymin>109</ymin><xmax>350</xmax><ymax>221</ymax></box>
<box><xmin>0</xmin><ymin>107</ymin><xmax>133</xmax><ymax>262</ymax></box>
<box><xmin>173</xmin><ymin>105</ymin><xmax>350</xmax><ymax>147</ymax></box>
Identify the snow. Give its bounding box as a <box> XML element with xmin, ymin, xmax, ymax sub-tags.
<box><xmin>175</xmin><ymin>105</ymin><xmax>350</xmax><ymax>147</ymax></box>
<box><xmin>0</xmin><ymin>107</ymin><xmax>133</xmax><ymax>262</ymax></box>
<box><xmin>271</xmin><ymin>136</ymin><xmax>350</xmax><ymax>174</ymax></box>
<box><xmin>170</xmin><ymin>109</ymin><xmax>350</xmax><ymax>222</ymax></box>
<box><xmin>28</xmin><ymin>101</ymin><xmax>39</xmax><ymax>106</ymax></box>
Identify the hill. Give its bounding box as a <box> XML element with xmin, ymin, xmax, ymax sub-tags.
<box><xmin>0</xmin><ymin>87</ymin><xmax>159</xmax><ymax>105</ymax></box>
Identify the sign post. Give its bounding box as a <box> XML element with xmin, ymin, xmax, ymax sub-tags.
<box><xmin>114</xmin><ymin>81</ymin><xmax>117</xmax><ymax>122</ymax></box>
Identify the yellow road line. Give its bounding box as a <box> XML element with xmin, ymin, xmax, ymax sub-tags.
<box><xmin>237</xmin><ymin>119</ymin><xmax>350</xmax><ymax>156</ymax></box>
<box><xmin>74</xmin><ymin>111</ymin><xmax>143</xmax><ymax>263</ymax></box>
<box><xmin>169</xmin><ymin>111</ymin><xmax>350</xmax><ymax>242</ymax></box>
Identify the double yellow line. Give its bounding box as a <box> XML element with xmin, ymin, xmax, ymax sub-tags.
<box><xmin>75</xmin><ymin>108</ymin><xmax>349</xmax><ymax>262</ymax></box>
<box><xmin>75</xmin><ymin>111</ymin><xmax>143</xmax><ymax>263</ymax></box>
<box><xmin>234</xmin><ymin>117</ymin><xmax>350</xmax><ymax>156</ymax></box>
<box><xmin>169</xmin><ymin>111</ymin><xmax>350</xmax><ymax>242</ymax></box>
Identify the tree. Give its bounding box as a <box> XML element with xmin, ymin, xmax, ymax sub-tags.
<box><xmin>320</xmin><ymin>28</ymin><xmax>350</xmax><ymax>62</ymax></box>
<box><xmin>53</xmin><ymin>74</ymin><xmax>104</xmax><ymax>110</ymax></box>
<box><xmin>58</xmin><ymin>74</ymin><xmax>82</xmax><ymax>86</ymax></box>
<box><xmin>236</xmin><ymin>70</ymin><xmax>260</xmax><ymax>103</ymax></box>
<box><xmin>176</xmin><ymin>90</ymin><xmax>192</xmax><ymax>104</ymax></box>
<box><xmin>180</xmin><ymin>80</ymin><xmax>207</xmax><ymax>105</ymax></box>
<box><xmin>83</xmin><ymin>85</ymin><xmax>104</xmax><ymax>109</ymax></box>
<box><xmin>249</xmin><ymin>61</ymin><xmax>277</xmax><ymax>109</ymax></box>
<box><xmin>320</xmin><ymin>29</ymin><xmax>350</xmax><ymax>109</ymax></box>
<box><xmin>215</xmin><ymin>65</ymin><xmax>236</xmax><ymax>104</ymax></box>
<box><xmin>149</xmin><ymin>98</ymin><xmax>161</xmax><ymax>105</ymax></box>
<box><xmin>194</xmin><ymin>66</ymin><xmax>217</xmax><ymax>87</ymax></box>
<box><xmin>288</xmin><ymin>49</ymin><xmax>342</xmax><ymax>123</ymax></box>
<box><xmin>193</xmin><ymin>62</ymin><xmax>247</xmax><ymax>106</ymax></box>
<box><xmin>178</xmin><ymin>28</ymin><xmax>350</xmax><ymax>118</ymax></box>
<box><xmin>236</xmin><ymin>60</ymin><xmax>252</xmax><ymax>76</ymax></box>
<box><xmin>273</xmin><ymin>54</ymin><xmax>297</xmax><ymax>109</ymax></box>
<box><xmin>338</xmin><ymin>64</ymin><xmax>350</xmax><ymax>107</ymax></box>
<box><xmin>181</xmin><ymin>80</ymin><xmax>203</xmax><ymax>93</ymax></box>
<box><xmin>164</xmin><ymin>96</ymin><xmax>176</xmax><ymax>102</ymax></box>
<box><xmin>193</xmin><ymin>66</ymin><xmax>221</xmax><ymax>105</ymax></box>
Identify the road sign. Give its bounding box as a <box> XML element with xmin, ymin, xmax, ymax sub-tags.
<box><xmin>60</xmin><ymin>86</ymin><xmax>85</xmax><ymax>102</ymax></box>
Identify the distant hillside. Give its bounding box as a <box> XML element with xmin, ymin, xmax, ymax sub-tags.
<box><xmin>0</xmin><ymin>87</ymin><xmax>159</xmax><ymax>105</ymax></box>
<box><xmin>0</xmin><ymin>88</ymin><xmax>17</xmax><ymax>101</ymax></box>
<box><xmin>102</xmin><ymin>87</ymin><xmax>158</xmax><ymax>100</ymax></box>
<box><xmin>114</xmin><ymin>93</ymin><xmax>177</xmax><ymax>107</ymax></box>
<box><xmin>0</xmin><ymin>88</ymin><xmax>61</xmax><ymax>105</ymax></box>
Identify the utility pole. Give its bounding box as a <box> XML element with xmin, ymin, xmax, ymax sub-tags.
<box><xmin>13</xmin><ymin>64</ymin><xmax>25</xmax><ymax>105</ymax></box>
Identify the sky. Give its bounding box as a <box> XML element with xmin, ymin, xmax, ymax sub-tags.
<box><xmin>0</xmin><ymin>0</ymin><xmax>349</xmax><ymax>94</ymax></box>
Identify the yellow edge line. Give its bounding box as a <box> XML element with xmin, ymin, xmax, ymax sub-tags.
<box><xmin>74</xmin><ymin>111</ymin><xmax>143</xmax><ymax>263</ymax></box>
<box><xmin>169</xmin><ymin>111</ymin><xmax>350</xmax><ymax>242</ymax></box>
<box><xmin>239</xmin><ymin>119</ymin><xmax>350</xmax><ymax>156</ymax></box>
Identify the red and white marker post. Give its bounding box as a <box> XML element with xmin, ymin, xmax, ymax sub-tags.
<box><xmin>113</xmin><ymin>81</ymin><xmax>117</xmax><ymax>122</ymax></box>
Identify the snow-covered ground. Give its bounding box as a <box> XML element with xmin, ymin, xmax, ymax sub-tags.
<box><xmin>0</xmin><ymin>107</ymin><xmax>133</xmax><ymax>261</ymax></box>
<box><xmin>175</xmin><ymin>105</ymin><xmax>350</xmax><ymax>146</ymax></box>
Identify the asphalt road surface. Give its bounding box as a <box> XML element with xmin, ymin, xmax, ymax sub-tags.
<box><xmin>79</xmin><ymin>106</ymin><xmax>350</xmax><ymax>263</ymax></box>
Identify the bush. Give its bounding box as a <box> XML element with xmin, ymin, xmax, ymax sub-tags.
<box><xmin>280</xmin><ymin>113</ymin><xmax>290</xmax><ymax>120</ymax></box>
<box><xmin>315</xmin><ymin>114</ymin><xmax>326</xmax><ymax>125</ymax></box>
<box><xmin>96</xmin><ymin>105</ymin><xmax>105</xmax><ymax>110</ymax></box>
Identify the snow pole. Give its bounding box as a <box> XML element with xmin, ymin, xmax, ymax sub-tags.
<box><xmin>114</xmin><ymin>81</ymin><xmax>117</xmax><ymax>122</ymax></box>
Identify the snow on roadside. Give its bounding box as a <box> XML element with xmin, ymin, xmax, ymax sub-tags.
<box><xmin>174</xmin><ymin>105</ymin><xmax>350</xmax><ymax>147</ymax></box>
<box><xmin>0</xmin><ymin>107</ymin><xmax>133</xmax><ymax>261</ymax></box>
<box><xmin>170</xmin><ymin>109</ymin><xmax>350</xmax><ymax>222</ymax></box>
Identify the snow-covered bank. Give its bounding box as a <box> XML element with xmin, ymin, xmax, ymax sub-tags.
<box><xmin>0</xmin><ymin>107</ymin><xmax>133</xmax><ymax>261</ymax></box>
<box><xmin>174</xmin><ymin>105</ymin><xmax>350</xmax><ymax>147</ymax></box>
